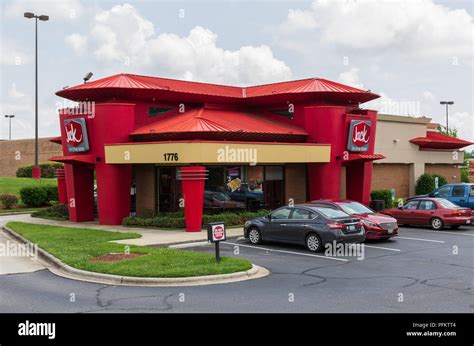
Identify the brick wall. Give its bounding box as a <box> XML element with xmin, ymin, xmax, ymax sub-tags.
<box><xmin>425</xmin><ymin>164</ymin><xmax>461</xmax><ymax>184</ymax></box>
<box><xmin>372</xmin><ymin>163</ymin><xmax>410</xmax><ymax>198</ymax></box>
<box><xmin>0</xmin><ymin>138</ymin><xmax>63</xmax><ymax>176</ymax></box>
<box><xmin>134</xmin><ymin>165</ymin><xmax>156</xmax><ymax>216</ymax></box>
<box><xmin>285</xmin><ymin>164</ymin><xmax>307</xmax><ymax>204</ymax></box>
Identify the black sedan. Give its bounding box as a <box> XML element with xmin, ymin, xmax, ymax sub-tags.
<box><xmin>244</xmin><ymin>205</ymin><xmax>365</xmax><ymax>252</ymax></box>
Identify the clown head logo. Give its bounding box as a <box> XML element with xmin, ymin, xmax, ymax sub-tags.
<box><xmin>64</xmin><ymin>118</ymin><xmax>89</xmax><ymax>152</ymax></box>
<box><xmin>347</xmin><ymin>120</ymin><xmax>372</xmax><ymax>152</ymax></box>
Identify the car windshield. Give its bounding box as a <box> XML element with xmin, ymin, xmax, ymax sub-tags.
<box><xmin>436</xmin><ymin>198</ymin><xmax>458</xmax><ymax>208</ymax></box>
<box><xmin>314</xmin><ymin>207</ymin><xmax>349</xmax><ymax>219</ymax></box>
<box><xmin>212</xmin><ymin>192</ymin><xmax>231</xmax><ymax>201</ymax></box>
<box><xmin>337</xmin><ymin>202</ymin><xmax>373</xmax><ymax>215</ymax></box>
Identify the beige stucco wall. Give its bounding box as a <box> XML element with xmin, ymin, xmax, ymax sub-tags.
<box><xmin>374</xmin><ymin>114</ymin><xmax>464</xmax><ymax>195</ymax></box>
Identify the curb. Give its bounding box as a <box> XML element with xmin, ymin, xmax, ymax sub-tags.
<box><xmin>1</xmin><ymin>226</ymin><xmax>270</xmax><ymax>287</ymax></box>
<box><xmin>0</xmin><ymin>211</ymin><xmax>35</xmax><ymax>216</ymax></box>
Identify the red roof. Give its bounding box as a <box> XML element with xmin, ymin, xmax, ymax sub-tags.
<box><xmin>131</xmin><ymin>106</ymin><xmax>308</xmax><ymax>142</ymax></box>
<box><xmin>49</xmin><ymin>136</ymin><xmax>62</xmax><ymax>144</ymax></box>
<box><xmin>56</xmin><ymin>73</ymin><xmax>379</xmax><ymax>105</ymax></box>
<box><xmin>343</xmin><ymin>153</ymin><xmax>386</xmax><ymax>163</ymax></box>
<box><xmin>410</xmin><ymin>131</ymin><xmax>473</xmax><ymax>150</ymax></box>
<box><xmin>49</xmin><ymin>155</ymin><xmax>95</xmax><ymax>165</ymax></box>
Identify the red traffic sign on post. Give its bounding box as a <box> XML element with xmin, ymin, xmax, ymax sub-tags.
<box><xmin>207</xmin><ymin>222</ymin><xmax>226</xmax><ymax>263</ymax></box>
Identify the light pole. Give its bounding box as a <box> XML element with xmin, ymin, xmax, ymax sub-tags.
<box><xmin>440</xmin><ymin>101</ymin><xmax>454</xmax><ymax>132</ymax></box>
<box><xmin>4</xmin><ymin>115</ymin><xmax>15</xmax><ymax>140</ymax></box>
<box><xmin>24</xmin><ymin>12</ymin><xmax>49</xmax><ymax>179</ymax></box>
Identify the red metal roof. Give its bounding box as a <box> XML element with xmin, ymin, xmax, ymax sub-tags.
<box><xmin>49</xmin><ymin>155</ymin><xmax>95</xmax><ymax>165</ymax></box>
<box><xmin>343</xmin><ymin>153</ymin><xmax>386</xmax><ymax>163</ymax></box>
<box><xmin>410</xmin><ymin>131</ymin><xmax>473</xmax><ymax>150</ymax></box>
<box><xmin>56</xmin><ymin>73</ymin><xmax>379</xmax><ymax>105</ymax></box>
<box><xmin>131</xmin><ymin>106</ymin><xmax>308</xmax><ymax>142</ymax></box>
<box><xmin>49</xmin><ymin>136</ymin><xmax>62</xmax><ymax>144</ymax></box>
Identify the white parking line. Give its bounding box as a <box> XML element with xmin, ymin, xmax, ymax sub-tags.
<box><xmin>363</xmin><ymin>245</ymin><xmax>401</xmax><ymax>252</ymax></box>
<box><xmin>223</xmin><ymin>241</ymin><xmax>348</xmax><ymax>262</ymax></box>
<box><xmin>397</xmin><ymin>236</ymin><xmax>445</xmax><ymax>243</ymax></box>
<box><xmin>414</xmin><ymin>230</ymin><xmax>474</xmax><ymax>237</ymax></box>
<box><xmin>169</xmin><ymin>241</ymin><xmax>209</xmax><ymax>249</ymax></box>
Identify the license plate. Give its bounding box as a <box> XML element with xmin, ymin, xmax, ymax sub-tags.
<box><xmin>347</xmin><ymin>225</ymin><xmax>355</xmax><ymax>231</ymax></box>
<box><xmin>387</xmin><ymin>229</ymin><xmax>393</xmax><ymax>234</ymax></box>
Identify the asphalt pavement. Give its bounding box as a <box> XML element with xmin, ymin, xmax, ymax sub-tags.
<box><xmin>0</xmin><ymin>213</ymin><xmax>473</xmax><ymax>313</ymax></box>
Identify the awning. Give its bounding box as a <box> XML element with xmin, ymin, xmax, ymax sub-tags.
<box><xmin>410</xmin><ymin>132</ymin><xmax>472</xmax><ymax>150</ymax></box>
<box><xmin>343</xmin><ymin>153</ymin><xmax>385</xmax><ymax>164</ymax></box>
<box><xmin>104</xmin><ymin>140</ymin><xmax>331</xmax><ymax>165</ymax></box>
<box><xmin>130</xmin><ymin>106</ymin><xmax>308</xmax><ymax>142</ymax></box>
<box><xmin>49</xmin><ymin>136</ymin><xmax>62</xmax><ymax>144</ymax></box>
<box><xmin>49</xmin><ymin>155</ymin><xmax>95</xmax><ymax>165</ymax></box>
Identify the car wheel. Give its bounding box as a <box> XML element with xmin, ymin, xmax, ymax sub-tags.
<box><xmin>248</xmin><ymin>228</ymin><xmax>262</xmax><ymax>245</ymax></box>
<box><xmin>430</xmin><ymin>217</ymin><xmax>444</xmax><ymax>230</ymax></box>
<box><xmin>451</xmin><ymin>225</ymin><xmax>460</xmax><ymax>230</ymax></box>
<box><xmin>305</xmin><ymin>233</ymin><xmax>322</xmax><ymax>252</ymax></box>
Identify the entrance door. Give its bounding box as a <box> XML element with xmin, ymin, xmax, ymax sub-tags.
<box><xmin>264</xmin><ymin>166</ymin><xmax>284</xmax><ymax>210</ymax></box>
<box><xmin>158</xmin><ymin>167</ymin><xmax>177</xmax><ymax>212</ymax></box>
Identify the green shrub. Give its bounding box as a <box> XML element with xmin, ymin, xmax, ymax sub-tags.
<box><xmin>19</xmin><ymin>186</ymin><xmax>58</xmax><ymax>207</ymax></box>
<box><xmin>370</xmin><ymin>190</ymin><xmax>393</xmax><ymax>209</ymax></box>
<box><xmin>415</xmin><ymin>173</ymin><xmax>447</xmax><ymax>195</ymax></box>
<box><xmin>0</xmin><ymin>193</ymin><xmax>19</xmax><ymax>209</ymax></box>
<box><xmin>32</xmin><ymin>202</ymin><xmax>69</xmax><ymax>220</ymax></box>
<box><xmin>16</xmin><ymin>163</ymin><xmax>64</xmax><ymax>178</ymax></box>
<box><xmin>123</xmin><ymin>209</ymin><xmax>270</xmax><ymax>229</ymax></box>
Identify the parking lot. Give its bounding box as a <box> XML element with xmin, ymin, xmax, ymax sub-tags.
<box><xmin>175</xmin><ymin>225</ymin><xmax>474</xmax><ymax>312</ymax></box>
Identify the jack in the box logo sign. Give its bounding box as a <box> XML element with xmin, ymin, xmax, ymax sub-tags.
<box><xmin>347</xmin><ymin>120</ymin><xmax>371</xmax><ymax>152</ymax></box>
<box><xmin>64</xmin><ymin>118</ymin><xmax>90</xmax><ymax>153</ymax></box>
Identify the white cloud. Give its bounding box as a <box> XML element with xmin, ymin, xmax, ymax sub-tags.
<box><xmin>7</xmin><ymin>83</ymin><xmax>25</xmax><ymax>99</ymax></box>
<box><xmin>279</xmin><ymin>0</ymin><xmax>473</xmax><ymax>60</ymax></box>
<box><xmin>65</xmin><ymin>34</ymin><xmax>87</xmax><ymax>53</ymax></box>
<box><xmin>5</xmin><ymin>0</ymin><xmax>83</xmax><ymax>20</ymax></box>
<box><xmin>78</xmin><ymin>3</ymin><xmax>291</xmax><ymax>85</ymax></box>
<box><xmin>337</xmin><ymin>68</ymin><xmax>364</xmax><ymax>89</ymax></box>
<box><xmin>446</xmin><ymin>111</ymin><xmax>474</xmax><ymax>142</ymax></box>
<box><xmin>422</xmin><ymin>91</ymin><xmax>435</xmax><ymax>101</ymax></box>
<box><xmin>0</xmin><ymin>41</ymin><xmax>32</xmax><ymax>65</ymax></box>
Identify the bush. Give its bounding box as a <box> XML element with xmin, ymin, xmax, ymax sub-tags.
<box><xmin>415</xmin><ymin>173</ymin><xmax>447</xmax><ymax>195</ymax></box>
<box><xmin>16</xmin><ymin>163</ymin><xmax>64</xmax><ymax>178</ymax></box>
<box><xmin>370</xmin><ymin>190</ymin><xmax>393</xmax><ymax>209</ymax></box>
<box><xmin>123</xmin><ymin>209</ymin><xmax>270</xmax><ymax>229</ymax></box>
<box><xmin>19</xmin><ymin>186</ymin><xmax>58</xmax><ymax>207</ymax></box>
<box><xmin>0</xmin><ymin>193</ymin><xmax>19</xmax><ymax>209</ymax></box>
<box><xmin>32</xmin><ymin>201</ymin><xmax>69</xmax><ymax>220</ymax></box>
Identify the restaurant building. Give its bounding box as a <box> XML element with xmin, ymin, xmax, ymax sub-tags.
<box><xmin>51</xmin><ymin>73</ymin><xmax>384</xmax><ymax>231</ymax></box>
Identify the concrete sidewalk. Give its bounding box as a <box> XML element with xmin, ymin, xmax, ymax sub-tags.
<box><xmin>0</xmin><ymin>214</ymin><xmax>244</xmax><ymax>246</ymax></box>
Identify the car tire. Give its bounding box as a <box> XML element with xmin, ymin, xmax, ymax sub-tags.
<box><xmin>305</xmin><ymin>233</ymin><xmax>322</xmax><ymax>252</ymax></box>
<box><xmin>430</xmin><ymin>217</ymin><xmax>444</xmax><ymax>230</ymax></box>
<box><xmin>248</xmin><ymin>227</ymin><xmax>262</xmax><ymax>245</ymax></box>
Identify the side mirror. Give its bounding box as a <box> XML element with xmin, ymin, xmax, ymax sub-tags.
<box><xmin>266</xmin><ymin>214</ymin><xmax>272</xmax><ymax>221</ymax></box>
<box><xmin>398</xmin><ymin>206</ymin><xmax>403</xmax><ymax>210</ymax></box>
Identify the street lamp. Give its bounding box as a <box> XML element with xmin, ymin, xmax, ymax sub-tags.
<box><xmin>440</xmin><ymin>101</ymin><xmax>454</xmax><ymax>132</ymax></box>
<box><xmin>24</xmin><ymin>11</ymin><xmax>49</xmax><ymax>179</ymax></box>
<box><xmin>4</xmin><ymin>115</ymin><xmax>15</xmax><ymax>140</ymax></box>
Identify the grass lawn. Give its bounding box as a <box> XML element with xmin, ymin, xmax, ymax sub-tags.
<box><xmin>0</xmin><ymin>177</ymin><xmax>57</xmax><ymax>196</ymax></box>
<box><xmin>7</xmin><ymin>222</ymin><xmax>252</xmax><ymax>278</ymax></box>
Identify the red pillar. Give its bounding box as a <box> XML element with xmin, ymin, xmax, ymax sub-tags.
<box><xmin>64</xmin><ymin>163</ymin><xmax>94</xmax><ymax>222</ymax></box>
<box><xmin>55</xmin><ymin>169</ymin><xmax>68</xmax><ymax>204</ymax></box>
<box><xmin>346</xmin><ymin>161</ymin><xmax>373</xmax><ymax>206</ymax></box>
<box><xmin>32</xmin><ymin>166</ymin><xmax>41</xmax><ymax>179</ymax></box>
<box><xmin>96</xmin><ymin>164</ymin><xmax>132</xmax><ymax>225</ymax></box>
<box><xmin>179</xmin><ymin>166</ymin><xmax>207</xmax><ymax>232</ymax></box>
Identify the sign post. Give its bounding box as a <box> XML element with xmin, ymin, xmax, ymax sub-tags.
<box><xmin>434</xmin><ymin>176</ymin><xmax>439</xmax><ymax>189</ymax></box>
<box><xmin>207</xmin><ymin>222</ymin><xmax>226</xmax><ymax>263</ymax></box>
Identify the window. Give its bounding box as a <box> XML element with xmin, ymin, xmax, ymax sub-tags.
<box><xmin>148</xmin><ymin>106</ymin><xmax>173</xmax><ymax>118</ymax></box>
<box><xmin>270</xmin><ymin>109</ymin><xmax>294</xmax><ymax>119</ymax></box>
<box><xmin>292</xmin><ymin>208</ymin><xmax>315</xmax><ymax>220</ymax></box>
<box><xmin>436</xmin><ymin>185</ymin><xmax>451</xmax><ymax>198</ymax></box>
<box><xmin>437</xmin><ymin>199</ymin><xmax>459</xmax><ymax>208</ymax></box>
<box><xmin>470</xmin><ymin>186</ymin><xmax>474</xmax><ymax>197</ymax></box>
<box><xmin>403</xmin><ymin>201</ymin><xmax>419</xmax><ymax>210</ymax></box>
<box><xmin>271</xmin><ymin>208</ymin><xmax>292</xmax><ymax>220</ymax></box>
<box><xmin>418</xmin><ymin>200</ymin><xmax>436</xmax><ymax>210</ymax></box>
<box><xmin>338</xmin><ymin>202</ymin><xmax>374</xmax><ymax>215</ymax></box>
<box><xmin>451</xmin><ymin>186</ymin><xmax>465</xmax><ymax>197</ymax></box>
<box><xmin>314</xmin><ymin>207</ymin><xmax>349</xmax><ymax>218</ymax></box>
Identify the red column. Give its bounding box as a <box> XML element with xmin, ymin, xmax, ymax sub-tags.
<box><xmin>96</xmin><ymin>164</ymin><xmax>132</xmax><ymax>225</ymax></box>
<box><xmin>179</xmin><ymin>166</ymin><xmax>207</xmax><ymax>232</ymax></box>
<box><xmin>64</xmin><ymin>163</ymin><xmax>94</xmax><ymax>222</ymax></box>
<box><xmin>55</xmin><ymin>169</ymin><xmax>68</xmax><ymax>204</ymax></box>
<box><xmin>346</xmin><ymin>161</ymin><xmax>373</xmax><ymax>205</ymax></box>
<box><xmin>32</xmin><ymin>166</ymin><xmax>41</xmax><ymax>179</ymax></box>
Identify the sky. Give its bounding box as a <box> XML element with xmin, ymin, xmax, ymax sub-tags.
<box><xmin>0</xmin><ymin>0</ymin><xmax>473</xmax><ymax>150</ymax></box>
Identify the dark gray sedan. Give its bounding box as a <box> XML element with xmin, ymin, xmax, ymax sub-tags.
<box><xmin>243</xmin><ymin>205</ymin><xmax>366</xmax><ymax>252</ymax></box>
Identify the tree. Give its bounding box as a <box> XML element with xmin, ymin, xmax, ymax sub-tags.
<box><xmin>437</xmin><ymin>125</ymin><xmax>458</xmax><ymax>138</ymax></box>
